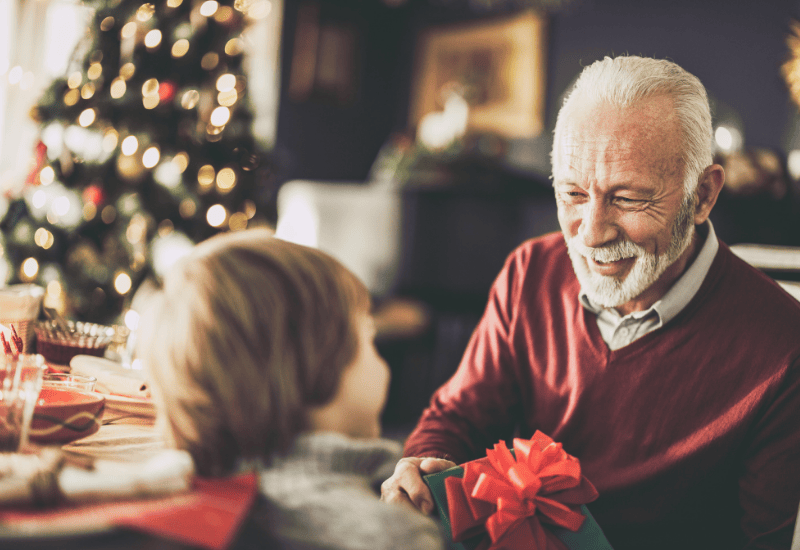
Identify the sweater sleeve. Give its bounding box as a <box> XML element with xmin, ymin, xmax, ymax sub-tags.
<box><xmin>403</xmin><ymin>247</ymin><xmax>528</xmax><ymax>463</ymax></box>
<box><xmin>739</xmin><ymin>355</ymin><xmax>800</xmax><ymax>549</ymax></box>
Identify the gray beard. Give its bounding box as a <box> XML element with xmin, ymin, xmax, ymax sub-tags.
<box><xmin>566</xmin><ymin>193</ymin><xmax>697</xmax><ymax>309</ymax></box>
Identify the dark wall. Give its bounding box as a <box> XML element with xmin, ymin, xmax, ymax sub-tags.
<box><xmin>275</xmin><ymin>0</ymin><xmax>799</xmax><ymax>183</ymax></box>
<box><xmin>546</xmin><ymin>0</ymin><xmax>796</xmax><ymax>150</ymax></box>
<box><xmin>275</xmin><ymin>0</ymin><xmax>415</xmax><ymax>182</ymax></box>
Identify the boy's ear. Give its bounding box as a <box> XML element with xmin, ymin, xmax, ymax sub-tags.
<box><xmin>694</xmin><ymin>164</ymin><xmax>725</xmax><ymax>225</ymax></box>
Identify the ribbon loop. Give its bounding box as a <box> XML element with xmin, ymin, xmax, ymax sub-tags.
<box><xmin>445</xmin><ymin>431</ymin><xmax>599</xmax><ymax>550</ymax></box>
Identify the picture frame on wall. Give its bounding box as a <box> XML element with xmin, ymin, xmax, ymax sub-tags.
<box><xmin>409</xmin><ymin>10</ymin><xmax>548</xmax><ymax>140</ymax></box>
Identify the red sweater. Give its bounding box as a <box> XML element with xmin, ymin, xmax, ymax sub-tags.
<box><xmin>405</xmin><ymin>232</ymin><xmax>800</xmax><ymax>550</ymax></box>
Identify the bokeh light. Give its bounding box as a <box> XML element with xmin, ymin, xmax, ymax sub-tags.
<box><xmin>206</xmin><ymin>204</ymin><xmax>227</xmax><ymax>227</ymax></box>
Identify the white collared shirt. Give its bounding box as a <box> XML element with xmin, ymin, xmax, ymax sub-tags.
<box><xmin>579</xmin><ymin>221</ymin><xmax>719</xmax><ymax>350</ymax></box>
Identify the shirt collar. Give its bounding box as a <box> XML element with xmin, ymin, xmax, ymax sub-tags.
<box><xmin>579</xmin><ymin>220</ymin><xmax>719</xmax><ymax>325</ymax></box>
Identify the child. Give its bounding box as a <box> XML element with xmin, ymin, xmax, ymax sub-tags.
<box><xmin>136</xmin><ymin>228</ymin><xmax>443</xmax><ymax>550</ymax></box>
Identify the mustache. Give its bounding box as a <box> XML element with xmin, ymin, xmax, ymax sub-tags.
<box><xmin>567</xmin><ymin>236</ymin><xmax>646</xmax><ymax>263</ymax></box>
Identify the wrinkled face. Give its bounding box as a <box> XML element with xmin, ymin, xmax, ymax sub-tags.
<box><xmin>334</xmin><ymin>313</ymin><xmax>390</xmax><ymax>438</ymax></box>
<box><xmin>552</xmin><ymin>95</ymin><xmax>697</xmax><ymax>314</ymax></box>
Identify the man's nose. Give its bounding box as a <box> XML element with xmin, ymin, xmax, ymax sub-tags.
<box><xmin>579</xmin><ymin>199</ymin><xmax>618</xmax><ymax>248</ymax></box>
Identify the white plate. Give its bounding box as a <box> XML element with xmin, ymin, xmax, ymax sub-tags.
<box><xmin>101</xmin><ymin>393</ymin><xmax>155</xmax><ymax>417</ymax></box>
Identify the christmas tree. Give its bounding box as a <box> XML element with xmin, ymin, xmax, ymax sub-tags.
<box><xmin>1</xmin><ymin>0</ymin><xmax>278</xmax><ymax>324</ymax></box>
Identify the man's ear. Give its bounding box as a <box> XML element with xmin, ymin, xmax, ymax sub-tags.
<box><xmin>694</xmin><ymin>164</ymin><xmax>725</xmax><ymax>225</ymax></box>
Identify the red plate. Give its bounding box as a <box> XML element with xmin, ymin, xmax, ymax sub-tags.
<box><xmin>30</xmin><ymin>388</ymin><xmax>105</xmax><ymax>444</ymax></box>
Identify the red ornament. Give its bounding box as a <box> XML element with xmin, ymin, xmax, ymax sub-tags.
<box><xmin>25</xmin><ymin>141</ymin><xmax>48</xmax><ymax>185</ymax></box>
<box><xmin>159</xmin><ymin>81</ymin><xmax>176</xmax><ymax>102</ymax></box>
<box><xmin>83</xmin><ymin>184</ymin><xmax>105</xmax><ymax>206</ymax></box>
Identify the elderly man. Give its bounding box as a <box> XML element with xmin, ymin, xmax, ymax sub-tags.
<box><xmin>381</xmin><ymin>56</ymin><xmax>800</xmax><ymax>550</ymax></box>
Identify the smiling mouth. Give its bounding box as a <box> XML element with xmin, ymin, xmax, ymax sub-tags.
<box><xmin>586</xmin><ymin>256</ymin><xmax>635</xmax><ymax>275</ymax></box>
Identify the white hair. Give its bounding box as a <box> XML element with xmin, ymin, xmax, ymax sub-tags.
<box><xmin>553</xmin><ymin>55</ymin><xmax>713</xmax><ymax>194</ymax></box>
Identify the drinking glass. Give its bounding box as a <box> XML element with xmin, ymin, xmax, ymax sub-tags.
<box><xmin>0</xmin><ymin>354</ymin><xmax>46</xmax><ymax>451</ymax></box>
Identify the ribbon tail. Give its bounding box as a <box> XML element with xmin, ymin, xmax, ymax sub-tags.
<box><xmin>446</xmin><ymin>476</ymin><xmax>487</xmax><ymax>541</ymax></box>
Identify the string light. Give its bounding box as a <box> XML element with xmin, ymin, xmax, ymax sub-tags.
<box><xmin>142</xmin><ymin>146</ymin><xmax>160</xmax><ymax>168</ymax></box>
<box><xmin>206</xmin><ymin>124</ymin><xmax>224</xmax><ymax>141</ymax></box>
<box><xmin>79</xmin><ymin>108</ymin><xmax>96</xmax><ymax>127</ymax></box>
<box><xmin>103</xmin><ymin>128</ymin><xmax>119</xmax><ymax>152</ymax></box>
<box><xmin>100</xmin><ymin>16</ymin><xmax>115</xmax><ymax>31</ymax></box>
<box><xmin>21</xmin><ymin>258</ymin><xmax>39</xmax><ymax>281</ymax></box>
<box><xmin>81</xmin><ymin>83</ymin><xmax>96</xmax><ymax>99</ymax></box>
<box><xmin>83</xmin><ymin>203</ymin><xmax>97</xmax><ymax>221</ymax></box>
<box><xmin>180</xmin><ymin>89</ymin><xmax>199</xmax><ymax>109</ymax></box>
<box><xmin>218</xmin><ymin>89</ymin><xmax>238</xmax><ymax>106</ymax></box>
<box><xmin>198</xmin><ymin>164</ymin><xmax>215</xmax><ymax>191</ymax></box>
<box><xmin>64</xmin><ymin>89</ymin><xmax>79</xmax><ymax>106</ymax></box>
<box><xmin>173</xmin><ymin>152</ymin><xmax>189</xmax><ymax>172</ymax></box>
<box><xmin>32</xmin><ymin>190</ymin><xmax>47</xmax><ymax>209</ymax></box>
<box><xmin>88</xmin><ymin>62</ymin><xmax>103</xmax><ymax>80</ymax></box>
<box><xmin>158</xmin><ymin>219</ymin><xmax>174</xmax><ymax>236</ymax></box>
<box><xmin>110</xmin><ymin>77</ymin><xmax>126</xmax><ymax>99</ymax></box>
<box><xmin>172</xmin><ymin>39</ymin><xmax>190</xmax><ymax>58</ymax></box>
<box><xmin>35</xmin><ymin>228</ymin><xmax>55</xmax><ymax>249</ymax></box>
<box><xmin>228</xmin><ymin>212</ymin><xmax>247</xmax><ymax>231</ymax></box>
<box><xmin>214</xmin><ymin>6</ymin><xmax>234</xmax><ymax>22</ymax></box>
<box><xmin>210</xmin><ymin>106</ymin><xmax>230</xmax><ymax>126</ymax></box>
<box><xmin>243</xmin><ymin>0</ymin><xmax>272</xmax><ymax>19</ymax></box>
<box><xmin>114</xmin><ymin>272</ymin><xmax>133</xmax><ymax>294</ymax></box>
<box><xmin>39</xmin><ymin>167</ymin><xmax>55</xmax><ymax>185</ymax></box>
<box><xmin>120</xmin><ymin>63</ymin><xmax>136</xmax><ymax>80</ymax></box>
<box><xmin>206</xmin><ymin>204</ymin><xmax>227</xmax><ymax>227</ymax></box>
<box><xmin>142</xmin><ymin>78</ymin><xmax>159</xmax><ymax>97</ymax></box>
<box><xmin>224</xmin><ymin>38</ymin><xmax>244</xmax><ymax>56</ymax></box>
<box><xmin>126</xmin><ymin>214</ymin><xmax>147</xmax><ymax>244</ymax></box>
<box><xmin>144</xmin><ymin>29</ymin><xmax>162</xmax><ymax>49</ymax></box>
<box><xmin>121</xmin><ymin>22</ymin><xmax>137</xmax><ymax>39</ymax></box>
<box><xmin>216</xmin><ymin>167</ymin><xmax>236</xmax><ymax>192</ymax></box>
<box><xmin>179</xmin><ymin>198</ymin><xmax>196</xmax><ymax>218</ymax></box>
<box><xmin>121</xmin><ymin>136</ymin><xmax>139</xmax><ymax>156</ymax></box>
<box><xmin>216</xmin><ymin>74</ymin><xmax>236</xmax><ymax>92</ymax></box>
<box><xmin>137</xmin><ymin>3</ymin><xmax>155</xmax><ymax>21</ymax></box>
<box><xmin>229</xmin><ymin>212</ymin><xmax>247</xmax><ymax>231</ymax></box>
<box><xmin>52</xmin><ymin>195</ymin><xmax>70</xmax><ymax>217</ymax></box>
<box><xmin>101</xmin><ymin>205</ymin><xmax>117</xmax><ymax>224</ymax></box>
<box><xmin>167</xmin><ymin>0</ymin><xmax>183</xmax><ymax>7</ymax></box>
<box><xmin>200</xmin><ymin>52</ymin><xmax>219</xmax><ymax>70</ymax></box>
<box><xmin>47</xmin><ymin>280</ymin><xmax>62</xmax><ymax>299</ymax></box>
<box><xmin>200</xmin><ymin>1</ymin><xmax>219</xmax><ymax>17</ymax></box>
<box><xmin>243</xmin><ymin>200</ymin><xmax>256</xmax><ymax>219</ymax></box>
<box><xmin>67</xmin><ymin>71</ymin><xmax>82</xmax><ymax>89</ymax></box>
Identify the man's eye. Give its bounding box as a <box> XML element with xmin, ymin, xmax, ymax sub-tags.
<box><xmin>616</xmin><ymin>196</ymin><xmax>640</xmax><ymax>204</ymax></box>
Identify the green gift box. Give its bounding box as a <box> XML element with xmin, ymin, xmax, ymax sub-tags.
<box><xmin>424</xmin><ymin>465</ymin><xmax>614</xmax><ymax>550</ymax></box>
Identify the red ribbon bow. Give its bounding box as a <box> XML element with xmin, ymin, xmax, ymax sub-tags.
<box><xmin>445</xmin><ymin>431</ymin><xmax>599</xmax><ymax>550</ymax></box>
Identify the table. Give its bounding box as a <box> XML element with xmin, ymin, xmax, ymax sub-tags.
<box><xmin>61</xmin><ymin>411</ymin><xmax>165</xmax><ymax>465</ymax></box>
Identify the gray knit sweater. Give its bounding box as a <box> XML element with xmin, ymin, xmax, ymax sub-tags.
<box><xmin>257</xmin><ymin>432</ymin><xmax>444</xmax><ymax>550</ymax></box>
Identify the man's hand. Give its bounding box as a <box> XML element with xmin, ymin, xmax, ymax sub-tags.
<box><xmin>380</xmin><ymin>456</ymin><xmax>457</xmax><ymax>515</ymax></box>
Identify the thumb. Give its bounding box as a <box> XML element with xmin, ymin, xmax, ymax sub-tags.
<box><xmin>419</xmin><ymin>457</ymin><xmax>457</xmax><ymax>474</ymax></box>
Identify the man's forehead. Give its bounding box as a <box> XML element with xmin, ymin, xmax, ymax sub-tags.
<box><xmin>552</xmin><ymin>100</ymin><xmax>683</xmax><ymax>179</ymax></box>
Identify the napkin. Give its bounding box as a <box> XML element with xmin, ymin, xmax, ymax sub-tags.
<box><xmin>70</xmin><ymin>355</ymin><xmax>150</xmax><ymax>399</ymax></box>
<box><xmin>0</xmin><ymin>451</ymin><xmax>259</xmax><ymax>550</ymax></box>
<box><xmin>0</xmin><ymin>449</ymin><xmax>192</xmax><ymax>507</ymax></box>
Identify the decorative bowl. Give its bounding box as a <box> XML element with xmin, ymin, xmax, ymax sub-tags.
<box><xmin>29</xmin><ymin>387</ymin><xmax>105</xmax><ymax>444</ymax></box>
<box><xmin>34</xmin><ymin>320</ymin><xmax>114</xmax><ymax>367</ymax></box>
<box><xmin>42</xmin><ymin>372</ymin><xmax>97</xmax><ymax>392</ymax></box>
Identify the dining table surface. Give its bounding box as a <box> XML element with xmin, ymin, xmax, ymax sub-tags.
<box><xmin>0</xmin><ymin>397</ymin><xmax>265</xmax><ymax>550</ymax></box>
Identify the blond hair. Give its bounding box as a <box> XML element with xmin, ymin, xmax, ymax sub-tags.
<box><xmin>136</xmin><ymin>229</ymin><xmax>371</xmax><ymax>476</ymax></box>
